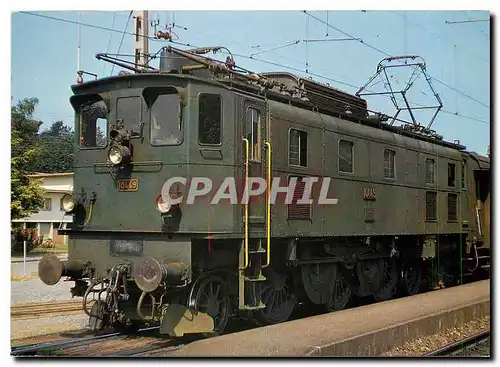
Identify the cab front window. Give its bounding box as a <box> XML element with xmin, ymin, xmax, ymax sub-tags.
<box><xmin>144</xmin><ymin>87</ymin><xmax>183</xmax><ymax>146</ymax></box>
<box><xmin>79</xmin><ymin>100</ymin><xmax>108</xmax><ymax>148</ymax></box>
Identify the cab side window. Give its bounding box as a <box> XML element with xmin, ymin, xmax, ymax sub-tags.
<box><xmin>245</xmin><ymin>107</ymin><xmax>261</xmax><ymax>161</ymax></box>
<box><xmin>199</xmin><ymin>94</ymin><xmax>222</xmax><ymax>145</ymax></box>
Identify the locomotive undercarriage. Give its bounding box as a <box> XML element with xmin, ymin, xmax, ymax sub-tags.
<box><xmin>38</xmin><ymin>233</ymin><xmax>486</xmax><ymax>337</ymax></box>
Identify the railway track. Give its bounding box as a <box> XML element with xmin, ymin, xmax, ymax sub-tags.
<box><xmin>11</xmin><ymin>326</ymin><xmax>163</xmax><ymax>356</ymax></box>
<box><xmin>11</xmin><ymin>300</ymin><xmax>83</xmax><ymax>320</ymax></box>
<box><xmin>11</xmin><ymin>279</ymin><xmax>489</xmax><ymax>356</ymax></box>
<box><xmin>424</xmin><ymin>330</ymin><xmax>490</xmax><ymax>357</ymax></box>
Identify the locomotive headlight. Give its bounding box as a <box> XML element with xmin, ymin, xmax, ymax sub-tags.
<box><xmin>61</xmin><ymin>193</ymin><xmax>76</xmax><ymax>213</ymax></box>
<box><xmin>108</xmin><ymin>145</ymin><xmax>131</xmax><ymax>166</ymax></box>
<box><xmin>156</xmin><ymin>196</ymin><xmax>171</xmax><ymax>213</ymax></box>
<box><xmin>108</xmin><ymin>146</ymin><xmax>123</xmax><ymax>165</ymax></box>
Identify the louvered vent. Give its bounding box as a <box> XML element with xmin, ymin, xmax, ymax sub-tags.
<box><xmin>287</xmin><ymin>177</ymin><xmax>311</xmax><ymax>220</ymax></box>
<box><xmin>448</xmin><ymin>193</ymin><xmax>457</xmax><ymax>221</ymax></box>
<box><xmin>425</xmin><ymin>191</ymin><xmax>437</xmax><ymax>221</ymax></box>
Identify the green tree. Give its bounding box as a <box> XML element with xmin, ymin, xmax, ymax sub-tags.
<box><xmin>11</xmin><ymin>98</ymin><xmax>45</xmax><ymax>220</ymax></box>
<box><xmin>29</xmin><ymin>120</ymin><xmax>74</xmax><ymax>173</ymax></box>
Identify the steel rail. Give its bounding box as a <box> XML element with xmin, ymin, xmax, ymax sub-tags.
<box><xmin>11</xmin><ymin>332</ymin><xmax>123</xmax><ymax>356</ymax></box>
<box><xmin>11</xmin><ymin>326</ymin><xmax>160</xmax><ymax>356</ymax></box>
<box><xmin>423</xmin><ymin>330</ymin><xmax>490</xmax><ymax>356</ymax></box>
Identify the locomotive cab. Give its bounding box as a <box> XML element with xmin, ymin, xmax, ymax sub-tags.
<box><xmin>39</xmin><ymin>69</ymin><xmax>245</xmax><ymax>335</ymax></box>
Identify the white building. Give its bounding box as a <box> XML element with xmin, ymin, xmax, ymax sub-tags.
<box><xmin>12</xmin><ymin>172</ymin><xmax>73</xmax><ymax>244</ymax></box>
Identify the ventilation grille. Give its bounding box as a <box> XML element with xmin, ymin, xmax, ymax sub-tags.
<box><xmin>287</xmin><ymin>177</ymin><xmax>311</xmax><ymax>220</ymax></box>
<box><xmin>425</xmin><ymin>191</ymin><xmax>437</xmax><ymax>221</ymax></box>
<box><xmin>448</xmin><ymin>193</ymin><xmax>457</xmax><ymax>221</ymax></box>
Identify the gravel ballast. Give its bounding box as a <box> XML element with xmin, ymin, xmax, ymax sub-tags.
<box><xmin>382</xmin><ymin>316</ymin><xmax>490</xmax><ymax>356</ymax></box>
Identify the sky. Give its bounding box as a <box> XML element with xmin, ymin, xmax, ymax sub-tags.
<box><xmin>10</xmin><ymin>10</ymin><xmax>491</xmax><ymax>154</ymax></box>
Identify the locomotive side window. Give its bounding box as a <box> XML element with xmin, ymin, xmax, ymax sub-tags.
<box><xmin>384</xmin><ymin>149</ymin><xmax>396</xmax><ymax>179</ymax></box>
<box><xmin>338</xmin><ymin>140</ymin><xmax>353</xmax><ymax>173</ymax></box>
<box><xmin>245</xmin><ymin>107</ymin><xmax>261</xmax><ymax>161</ymax></box>
<box><xmin>150</xmin><ymin>93</ymin><xmax>183</xmax><ymax>146</ymax></box>
<box><xmin>425</xmin><ymin>158</ymin><xmax>435</xmax><ymax>184</ymax></box>
<box><xmin>79</xmin><ymin>100</ymin><xmax>108</xmax><ymax>148</ymax></box>
<box><xmin>448</xmin><ymin>163</ymin><xmax>456</xmax><ymax>187</ymax></box>
<box><xmin>289</xmin><ymin>129</ymin><xmax>308</xmax><ymax>167</ymax></box>
<box><xmin>198</xmin><ymin>94</ymin><xmax>221</xmax><ymax>145</ymax></box>
<box><xmin>425</xmin><ymin>191</ymin><xmax>437</xmax><ymax>221</ymax></box>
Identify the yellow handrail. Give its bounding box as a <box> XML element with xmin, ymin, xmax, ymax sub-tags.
<box><xmin>241</xmin><ymin>137</ymin><xmax>249</xmax><ymax>269</ymax></box>
<box><xmin>263</xmin><ymin>141</ymin><xmax>272</xmax><ymax>268</ymax></box>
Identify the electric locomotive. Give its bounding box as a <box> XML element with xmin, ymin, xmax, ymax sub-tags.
<box><xmin>38</xmin><ymin>46</ymin><xmax>491</xmax><ymax>336</ymax></box>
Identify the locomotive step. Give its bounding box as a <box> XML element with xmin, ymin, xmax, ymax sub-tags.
<box><xmin>249</xmin><ymin>248</ymin><xmax>267</xmax><ymax>254</ymax></box>
<box><xmin>461</xmin><ymin>256</ymin><xmax>490</xmax><ymax>261</ymax></box>
<box><xmin>244</xmin><ymin>274</ymin><xmax>267</xmax><ymax>282</ymax></box>
<box><xmin>240</xmin><ymin>302</ymin><xmax>266</xmax><ymax>311</ymax></box>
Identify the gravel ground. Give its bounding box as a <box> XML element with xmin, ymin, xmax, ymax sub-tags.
<box><xmin>11</xmin><ymin>261</ymin><xmax>39</xmax><ymax>278</ymax></box>
<box><xmin>11</xmin><ymin>258</ymin><xmax>76</xmax><ymax>304</ymax></box>
<box><xmin>10</xmin><ymin>257</ymin><xmax>89</xmax><ymax>343</ymax></box>
<box><xmin>382</xmin><ymin>316</ymin><xmax>490</xmax><ymax>356</ymax></box>
<box><xmin>11</xmin><ymin>278</ymin><xmax>76</xmax><ymax>304</ymax></box>
<box><xmin>11</xmin><ymin>314</ymin><xmax>89</xmax><ymax>341</ymax></box>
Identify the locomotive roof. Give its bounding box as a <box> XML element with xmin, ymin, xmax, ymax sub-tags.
<box><xmin>74</xmin><ymin>40</ymin><xmax>477</xmax><ymax>153</ymax></box>
<box><xmin>72</xmin><ymin>71</ymin><xmax>469</xmax><ymax>153</ymax></box>
<box><xmin>469</xmin><ymin>152</ymin><xmax>490</xmax><ymax>170</ymax></box>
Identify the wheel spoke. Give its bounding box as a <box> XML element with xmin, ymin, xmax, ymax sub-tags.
<box><xmin>194</xmin><ymin>277</ymin><xmax>229</xmax><ymax>336</ymax></box>
<box><xmin>262</xmin><ymin>288</ymin><xmax>273</xmax><ymax>305</ymax></box>
<box><xmin>215</xmin><ymin>284</ymin><xmax>220</xmax><ymax>298</ymax></box>
<box><xmin>277</xmin><ymin>291</ymin><xmax>284</xmax><ymax>308</ymax></box>
<box><xmin>269</xmin><ymin>292</ymin><xmax>277</xmax><ymax>311</ymax></box>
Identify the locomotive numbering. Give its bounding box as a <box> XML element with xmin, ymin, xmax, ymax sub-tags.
<box><xmin>117</xmin><ymin>179</ymin><xmax>139</xmax><ymax>192</ymax></box>
<box><xmin>363</xmin><ymin>187</ymin><xmax>376</xmax><ymax>201</ymax></box>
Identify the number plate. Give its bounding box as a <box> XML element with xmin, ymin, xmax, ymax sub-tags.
<box><xmin>363</xmin><ymin>187</ymin><xmax>376</xmax><ymax>201</ymax></box>
<box><xmin>110</xmin><ymin>239</ymin><xmax>143</xmax><ymax>256</ymax></box>
<box><xmin>117</xmin><ymin>178</ymin><xmax>139</xmax><ymax>192</ymax></box>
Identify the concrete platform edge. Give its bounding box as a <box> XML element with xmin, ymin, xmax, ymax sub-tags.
<box><xmin>305</xmin><ymin>298</ymin><xmax>490</xmax><ymax>356</ymax></box>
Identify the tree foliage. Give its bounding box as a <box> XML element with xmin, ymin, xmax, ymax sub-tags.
<box><xmin>29</xmin><ymin>120</ymin><xmax>74</xmax><ymax>173</ymax></box>
<box><xmin>11</xmin><ymin>98</ymin><xmax>45</xmax><ymax>220</ymax></box>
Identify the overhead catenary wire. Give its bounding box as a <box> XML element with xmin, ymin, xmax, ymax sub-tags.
<box><xmin>19</xmin><ymin>11</ymin><xmax>193</xmax><ymax>48</ymax></box>
<box><xmin>169</xmin><ymin>23</ymin><xmax>364</xmax><ymax>89</ymax></box>
<box><xmin>432</xmin><ymin>78</ymin><xmax>489</xmax><ymax>109</ymax></box>
<box><xmin>395</xmin><ymin>11</ymin><xmax>489</xmax><ymax>66</ymax></box>
<box><xmin>231</xmin><ymin>51</ymin><xmax>489</xmax><ymax>124</ymax></box>
<box><xmin>462</xmin><ymin>11</ymin><xmax>489</xmax><ymax>39</ymax></box>
<box><xmin>111</xmin><ymin>11</ymin><xmax>133</xmax><ymax>76</ymax></box>
<box><xmin>18</xmin><ymin>11</ymin><xmax>489</xmax><ymax>126</ymax></box>
<box><xmin>446</xmin><ymin>19</ymin><xmax>490</xmax><ymax>24</ymax></box>
<box><xmin>101</xmin><ymin>11</ymin><xmax>117</xmax><ymax>76</ymax></box>
<box><xmin>303</xmin><ymin>10</ymin><xmax>490</xmax><ymax>109</ymax></box>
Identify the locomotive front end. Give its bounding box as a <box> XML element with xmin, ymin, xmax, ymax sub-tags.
<box><xmin>37</xmin><ymin>70</ymin><xmax>227</xmax><ymax>336</ymax></box>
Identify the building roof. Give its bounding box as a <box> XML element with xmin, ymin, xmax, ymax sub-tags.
<box><xmin>28</xmin><ymin>172</ymin><xmax>73</xmax><ymax>178</ymax></box>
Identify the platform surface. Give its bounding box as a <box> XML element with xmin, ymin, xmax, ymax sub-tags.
<box><xmin>159</xmin><ymin>280</ymin><xmax>490</xmax><ymax>357</ymax></box>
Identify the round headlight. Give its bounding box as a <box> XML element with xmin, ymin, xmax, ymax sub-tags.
<box><xmin>156</xmin><ymin>196</ymin><xmax>171</xmax><ymax>213</ymax></box>
<box><xmin>61</xmin><ymin>194</ymin><xmax>75</xmax><ymax>213</ymax></box>
<box><xmin>109</xmin><ymin>146</ymin><xmax>123</xmax><ymax>165</ymax></box>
